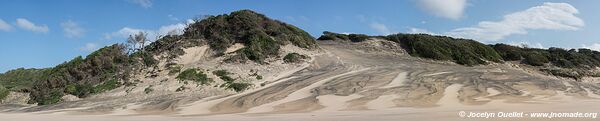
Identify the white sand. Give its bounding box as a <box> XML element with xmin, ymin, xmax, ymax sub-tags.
<box><xmin>437</xmin><ymin>84</ymin><xmax>463</xmax><ymax>107</ymax></box>
<box><xmin>246</xmin><ymin>68</ymin><xmax>371</xmax><ymax>113</ymax></box>
<box><xmin>367</xmin><ymin>94</ymin><xmax>400</xmax><ymax>109</ymax></box>
<box><xmin>423</xmin><ymin>72</ymin><xmax>451</xmax><ymax>76</ymax></box>
<box><xmin>315</xmin><ymin>94</ymin><xmax>362</xmax><ymax>112</ymax></box>
<box><xmin>177</xmin><ymin>46</ymin><xmax>209</xmax><ymax>65</ymax></box>
<box><xmin>381</xmin><ymin>72</ymin><xmax>407</xmax><ymax>88</ymax></box>
<box><xmin>584</xmin><ymin>87</ymin><xmax>600</xmax><ymax>99</ymax></box>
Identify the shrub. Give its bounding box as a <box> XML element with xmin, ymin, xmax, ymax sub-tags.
<box><xmin>0</xmin><ymin>84</ymin><xmax>9</xmax><ymax>100</ymax></box>
<box><xmin>385</xmin><ymin>34</ymin><xmax>501</xmax><ymax>66</ymax></box>
<box><xmin>523</xmin><ymin>52</ymin><xmax>549</xmax><ymax>66</ymax></box>
<box><xmin>144</xmin><ymin>85</ymin><xmax>154</xmax><ymax>94</ymax></box>
<box><xmin>175</xmin><ymin>86</ymin><xmax>186</xmax><ymax>92</ymax></box>
<box><xmin>317</xmin><ymin>31</ymin><xmax>349</xmax><ymax>40</ymax></box>
<box><xmin>283</xmin><ymin>53</ymin><xmax>308</xmax><ymax>63</ymax></box>
<box><xmin>64</xmin><ymin>84</ymin><xmax>77</xmax><ymax>95</ymax></box>
<box><xmin>348</xmin><ymin>34</ymin><xmax>370</xmax><ymax>42</ymax></box>
<box><xmin>183</xmin><ymin>9</ymin><xmax>316</xmax><ymax>54</ymax></box>
<box><xmin>30</xmin><ymin>44</ymin><xmax>131</xmax><ymax>105</ymax></box>
<box><xmin>93</xmin><ymin>79</ymin><xmax>120</xmax><ymax>93</ymax></box>
<box><xmin>317</xmin><ymin>31</ymin><xmax>370</xmax><ymax>42</ymax></box>
<box><xmin>36</xmin><ymin>89</ymin><xmax>62</xmax><ymax>105</ymax></box>
<box><xmin>541</xmin><ymin>68</ymin><xmax>582</xmax><ymax>79</ymax></box>
<box><xmin>256</xmin><ymin>75</ymin><xmax>263</xmax><ymax>80</ymax></box>
<box><xmin>168</xmin><ymin>65</ymin><xmax>182</xmax><ymax>75</ymax></box>
<box><xmin>213</xmin><ymin>70</ymin><xmax>235</xmax><ymax>83</ymax></box>
<box><xmin>0</xmin><ymin>68</ymin><xmax>49</xmax><ymax>91</ymax></box>
<box><xmin>225</xmin><ymin>82</ymin><xmax>252</xmax><ymax>92</ymax></box>
<box><xmin>176</xmin><ymin>68</ymin><xmax>213</xmax><ymax>85</ymax></box>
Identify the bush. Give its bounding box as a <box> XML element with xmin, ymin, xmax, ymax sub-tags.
<box><xmin>317</xmin><ymin>31</ymin><xmax>370</xmax><ymax>42</ymax></box>
<box><xmin>0</xmin><ymin>84</ymin><xmax>9</xmax><ymax>100</ymax></box>
<box><xmin>234</xmin><ymin>34</ymin><xmax>281</xmax><ymax>63</ymax></box>
<box><xmin>385</xmin><ymin>34</ymin><xmax>502</xmax><ymax>66</ymax></box>
<box><xmin>225</xmin><ymin>82</ymin><xmax>252</xmax><ymax>92</ymax></box>
<box><xmin>168</xmin><ymin>65</ymin><xmax>182</xmax><ymax>75</ymax></box>
<box><xmin>213</xmin><ymin>70</ymin><xmax>235</xmax><ymax>83</ymax></box>
<box><xmin>523</xmin><ymin>52</ymin><xmax>549</xmax><ymax>66</ymax></box>
<box><xmin>93</xmin><ymin>79</ymin><xmax>120</xmax><ymax>93</ymax></box>
<box><xmin>30</xmin><ymin>44</ymin><xmax>131</xmax><ymax>105</ymax></box>
<box><xmin>144</xmin><ymin>85</ymin><xmax>154</xmax><ymax>94</ymax></box>
<box><xmin>283</xmin><ymin>53</ymin><xmax>308</xmax><ymax>63</ymax></box>
<box><xmin>0</xmin><ymin>68</ymin><xmax>49</xmax><ymax>91</ymax></box>
<box><xmin>36</xmin><ymin>89</ymin><xmax>62</xmax><ymax>105</ymax></box>
<box><xmin>183</xmin><ymin>9</ymin><xmax>316</xmax><ymax>54</ymax></box>
<box><xmin>348</xmin><ymin>34</ymin><xmax>370</xmax><ymax>42</ymax></box>
<box><xmin>541</xmin><ymin>68</ymin><xmax>582</xmax><ymax>79</ymax></box>
<box><xmin>176</xmin><ymin>68</ymin><xmax>213</xmax><ymax>85</ymax></box>
<box><xmin>317</xmin><ymin>31</ymin><xmax>349</xmax><ymax>40</ymax></box>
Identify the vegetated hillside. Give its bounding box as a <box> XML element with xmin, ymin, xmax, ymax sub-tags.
<box><xmin>318</xmin><ymin>31</ymin><xmax>502</xmax><ymax>66</ymax></box>
<box><xmin>146</xmin><ymin>9</ymin><xmax>317</xmax><ymax>63</ymax></box>
<box><xmin>318</xmin><ymin>31</ymin><xmax>600</xmax><ymax>79</ymax></box>
<box><xmin>30</xmin><ymin>44</ymin><xmax>134</xmax><ymax>105</ymax></box>
<box><xmin>0</xmin><ymin>9</ymin><xmax>317</xmax><ymax>105</ymax></box>
<box><xmin>0</xmin><ymin>68</ymin><xmax>49</xmax><ymax>92</ymax></box>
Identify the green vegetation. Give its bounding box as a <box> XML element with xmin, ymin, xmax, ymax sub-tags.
<box><xmin>256</xmin><ymin>75</ymin><xmax>263</xmax><ymax>80</ymax></box>
<box><xmin>0</xmin><ymin>84</ymin><xmax>9</xmax><ymax>100</ymax></box>
<box><xmin>234</xmin><ymin>34</ymin><xmax>281</xmax><ymax>63</ymax></box>
<box><xmin>283</xmin><ymin>53</ymin><xmax>308</xmax><ymax>63</ymax></box>
<box><xmin>385</xmin><ymin>34</ymin><xmax>502</xmax><ymax>66</ymax></box>
<box><xmin>176</xmin><ymin>68</ymin><xmax>213</xmax><ymax>85</ymax></box>
<box><xmin>29</xmin><ymin>44</ymin><xmax>132</xmax><ymax>105</ymax></box>
<box><xmin>213</xmin><ymin>70</ymin><xmax>252</xmax><ymax>92</ymax></box>
<box><xmin>183</xmin><ymin>10</ymin><xmax>316</xmax><ymax>63</ymax></box>
<box><xmin>319</xmin><ymin>31</ymin><xmax>600</xmax><ymax>79</ymax></box>
<box><xmin>317</xmin><ymin>31</ymin><xmax>370</xmax><ymax>42</ymax></box>
<box><xmin>317</xmin><ymin>31</ymin><xmax>349</xmax><ymax>40</ymax></box>
<box><xmin>168</xmin><ymin>64</ymin><xmax>182</xmax><ymax>76</ymax></box>
<box><xmin>213</xmin><ymin>70</ymin><xmax>235</xmax><ymax>83</ymax></box>
<box><xmin>493</xmin><ymin>44</ymin><xmax>600</xmax><ymax>69</ymax></box>
<box><xmin>144</xmin><ymin>85</ymin><xmax>154</xmax><ymax>94</ymax></box>
<box><xmin>0</xmin><ymin>68</ymin><xmax>49</xmax><ymax>91</ymax></box>
<box><xmin>318</xmin><ymin>32</ymin><xmax>503</xmax><ymax>66</ymax></box>
<box><xmin>93</xmin><ymin>79</ymin><xmax>120</xmax><ymax>93</ymax></box>
<box><xmin>224</xmin><ymin>82</ymin><xmax>252</xmax><ymax>92</ymax></box>
<box><xmin>175</xmin><ymin>86</ymin><xmax>186</xmax><ymax>92</ymax></box>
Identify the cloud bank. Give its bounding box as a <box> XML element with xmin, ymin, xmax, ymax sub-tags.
<box><xmin>16</xmin><ymin>18</ymin><xmax>49</xmax><ymax>33</ymax></box>
<box><xmin>417</xmin><ymin>0</ymin><xmax>467</xmax><ymax>20</ymax></box>
<box><xmin>446</xmin><ymin>2</ymin><xmax>584</xmax><ymax>42</ymax></box>
<box><xmin>61</xmin><ymin>20</ymin><xmax>85</xmax><ymax>38</ymax></box>
<box><xmin>0</xmin><ymin>19</ymin><xmax>12</xmax><ymax>31</ymax></box>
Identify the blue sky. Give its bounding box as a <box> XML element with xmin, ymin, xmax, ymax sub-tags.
<box><xmin>1</xmin><ymin>0</ymin><xmax>600</xmax><ymax>72</ymax></box>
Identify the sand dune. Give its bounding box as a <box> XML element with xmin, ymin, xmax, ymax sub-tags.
<box><xmin>3</xmin><ymin>40</ymin><xmax>600</xmax><ymax>121</ymax></box>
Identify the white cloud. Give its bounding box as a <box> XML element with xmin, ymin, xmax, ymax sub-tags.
<box><xmin>407</xmin><ymin>27</ymin><xmax>435</xmax><ymax>35</ymax></box>
<box><xmin>61</xmin><ymin>20</ymin><xmax>85</xmax><ymax>38</ymax></box>
<box><xmin>16</xmin><ymin>18</ymin><xmax>49</xmax><ymax>33</ymax></box>
<box><xmin>417</xmin><ymin>0</ymin><xmax>467</xmax><ymax>20</ymax></box>
<box><xmin>508</xmin><ymin>41</ymin><xmax>544</xmax><ymax>49</ymax></box>
<box><xmin>446</xmin><ymin>2</ymin><xmax>584</xmax><ymax>42</ymax></box>
<box><xmin>128</xmin><ymin>0</ymin><xmax>152</xmax><ymax>8</ymax></box>
<box><xmin>79</xmin><ymin>43</ymin><xmax>99</xmax><ymax>52</ymax></box>
<box><xmin>105</xmin><ymin>19</ymin><xmax>194</xmax><ymax>41</ymax></box>
<box><xmin>168</xmin><ymin>14</ymin><xmax>179</xmax><ymax>21</ymax></box>
<box><xmin>0</xmin><ymin>19</ymin><xmax>12</xmax><ymax>31</ymax></box>
<box><xmin>582</xmin><ymin>43</ymin><xmax>600</xmax><ymax>51</ymax></box>
<box><xmin>369</xmin><ymin>22</ymin><xmax>394</xmax><ymax>35</ymax></box>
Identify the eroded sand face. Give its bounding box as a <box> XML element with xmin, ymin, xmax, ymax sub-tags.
<box><xmin>2</xmin><ymin>40</ymin><xmax>600</xmax><ymax>121</ymax></box>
